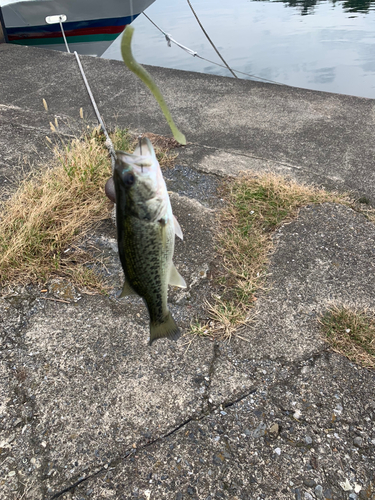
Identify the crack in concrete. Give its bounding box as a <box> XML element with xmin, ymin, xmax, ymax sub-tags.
<box><xmin>223</xmin><ymin>388</ymin><xmax>258</xmax><ymax>409</ymax></box>
<box><xmin>201</xmin><ymin>341</ymin><xmax>221</xmax><ymax>413</ymax></box>
<box><xmin>49</xmin><ymin>383</ymin><xmax>259</xmax><ymax>499</ymax></box>
<box><xmin>2</xmin><ymin>295</ymin><xmax>334</xmax><ymax>500</ymax></box>
<box><xmin>7</xmin><ymin>121</ymin><xmax>77</xmax><ymax>139</ymax></box>
<box><xmin>4</xmin><ymin>315</ymin><xmax>367</xmax><ymax>499</ymax></box>
<box><xmin>184</xmin><ymin>142</ymin><xmax>304</xmax><ymax>172</ymax></box>
<box><xmin>181</xmin><ymin>143</ymin><xmax>357</xmax><ymax>200</ymax></box>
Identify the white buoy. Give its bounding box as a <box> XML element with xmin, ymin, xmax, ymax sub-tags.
<box><xmin>45</xmin><ymin>15</ymin><xmax>67</xmax><ymax>24</ymax></box>
<box><xmin>45</xmin><ymin>15</ymin><xmax>69</xmax><ymax>53</ymax></box>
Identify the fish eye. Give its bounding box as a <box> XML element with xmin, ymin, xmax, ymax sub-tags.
<box><xmin>123</xmin><ymin>172</ymin><xmax>135</xmax><ymax>186</ymax></box>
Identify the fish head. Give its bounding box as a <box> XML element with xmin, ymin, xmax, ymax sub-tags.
<box><xmin>114</xmin><ymin>137</ymin><xmax>170</xmax><ymax>222</ymax></box>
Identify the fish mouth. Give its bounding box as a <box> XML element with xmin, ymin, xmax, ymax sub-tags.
<box><xmin>112</xmin><ymin>137</ymin><xmax>157</xmax><ymax>198</ymax></box>
<box><xmin>115</xmin><ymin>137</ymin><xmax>157</xmax><ymax>175</ymax></box>
<box><xmin>133</xmin><ymin>137</ymin><xmax>155</xmax><ymax>158</ymax></box>
<box><xmin>115</xmin><ymin>154</ymin><xmax>153</xmax><ymax>176</ymax></box>
<box><xmin>115</xmin><ymin>137</ymin><xmax>156</xmax><ymax>171</ymax></box>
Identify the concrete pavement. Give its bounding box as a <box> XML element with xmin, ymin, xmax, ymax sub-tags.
<box><xmin>0</xmin><ymin>44</ymin><xmax>374</xmax><ymax>500</ymax></box>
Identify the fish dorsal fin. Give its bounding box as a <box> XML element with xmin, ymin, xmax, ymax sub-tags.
<box><xmin>119</xmin><ymin>280</ymin><xmax>138</xmax><ymax>298</ymax></box>
<box><xmin>168</xmin><ymin>262</ymin><xmax>187</xmax><ymax>288</ymax></box>
<box><xmin>173</xmin><ymin>215</ymin><xmax>183</xmax><ymax>240</ymax></box>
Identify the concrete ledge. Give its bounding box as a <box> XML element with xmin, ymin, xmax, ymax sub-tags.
<box><xmin>1</xmin><ymin>44</ymin><xmax>375</xmax><ymax>200</ymax></box>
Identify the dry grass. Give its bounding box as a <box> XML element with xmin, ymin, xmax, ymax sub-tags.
<box><xmin>204</xmin><ymin>172</ymin><xmax>351</xmax><ymax>339</ymax></box>
<box><xmin>320</xmin><ymin>305</ymin><xmax>375</xmax><ymax>369</ymax></box>
<box><xmin>0</xmin><ymin>131</ymin><xmax>113</xmax><ymax>289</ymax></box>
<box><xmin>189</xmin><ymin>318</ymin><xmax>211</xmax><ymax>338</ymax></box>
<box><xmin>353</xmin><ymin>200</ymin><xmax>375</xmax><ymax>224</ymax></box>
<box><xmin>0</xmin><ymin>127</ymin><xmax>179</xmax><ymax>290</ymax></box>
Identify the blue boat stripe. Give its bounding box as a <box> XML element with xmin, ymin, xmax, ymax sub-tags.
<box><xmin>6</xmin><ymin>14</ymin><xmax>137</xmax><ymax>35</ymax></box>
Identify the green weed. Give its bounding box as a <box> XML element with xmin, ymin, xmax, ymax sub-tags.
<box><xmin>320</xmin><ymin>305</ymin><xmax>375</xmax><ymax>369</ymax></box>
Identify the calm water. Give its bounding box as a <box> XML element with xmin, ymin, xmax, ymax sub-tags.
<box><xmin>102</xmin><ymin>0</ymin><xmax>375</xmax><ymax>98</ymax></box>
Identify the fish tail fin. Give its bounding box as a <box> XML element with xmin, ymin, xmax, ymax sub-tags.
<box><xmin>149</xmin><ymin>312</ymin><xmax>181</xmax><ymax>346</ymax></box>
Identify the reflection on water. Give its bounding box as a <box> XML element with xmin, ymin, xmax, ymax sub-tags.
<box><xmin>102</xmin><ymin>0</ymin><xmax>375</xmax><ymax>98</ymax></box>
<box><xmin>339</xmin><ymin>0</ymin><xmax>374</xmax><ymax>12</ymax></box>
<box><xmin>276</xmin><ymin>0</ymin><xmax>375</xmax><ymax>15</ymax></box>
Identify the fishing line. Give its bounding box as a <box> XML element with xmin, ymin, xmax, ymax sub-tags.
<box><xmin>130</xmin><ymin>0</ymin><xmax>143</xmax><ymax>140</ymax></box>
<box><xmin>57</xmin><ymin>18</ymin><xmax>117</xmax><ymax>171</ymax></box>
<box><xmin>129</xmin><ymin>0</ymin><xmax>144</xmax><ymax>171</ymax></box>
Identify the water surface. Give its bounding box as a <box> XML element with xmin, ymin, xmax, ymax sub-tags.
<box><xmin>103</xmin><ymin>0</ymin><xmax>375</xmax><ymax>98</ymax></box>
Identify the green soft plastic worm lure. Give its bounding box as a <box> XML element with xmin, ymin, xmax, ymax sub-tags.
<box><xmin>121</xmin><ymin>26</ymin><xmax>186</xmax><ymax>146</ymax></box>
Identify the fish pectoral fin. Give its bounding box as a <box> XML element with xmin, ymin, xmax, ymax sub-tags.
<box><xmin>149</xmin><ymin>312</ymin><xmax>181</xmax><ymax>345</ymax></box>
<box><xmin>168</xmin><ymin>262</ymin><xmax>187</xmax><ymax>288</ymax></box>
<box><xmin>118</xmin><ymin>280</ymin><xmax>138</xmax><ymax>298</ymax></box>
<box><xmin>173</xmin><ymin>215</ymin><xmax>183</xmax><ymax>240</ymax></box>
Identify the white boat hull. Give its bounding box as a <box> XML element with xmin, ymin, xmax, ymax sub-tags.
<box><xmin>1</xmin><ymin>0</ymin><xmax>155</xmax><ymax>56</ymax></box>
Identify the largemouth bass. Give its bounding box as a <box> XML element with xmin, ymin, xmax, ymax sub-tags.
<box><xmin>113</xmin><ymin>137</ymin><xmax>186</xmax><ymax>345</ymax></box>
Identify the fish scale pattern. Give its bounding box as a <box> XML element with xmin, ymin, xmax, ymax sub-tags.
<box><xmin>118</xmin><ymin>214</ymin><xmax>174</xmax><ymax>326</ymax></box>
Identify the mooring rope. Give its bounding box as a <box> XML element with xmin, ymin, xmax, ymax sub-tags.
<box><xmin>186</xmin><ymin>0</ymin><xmax>237</xmax><ymax>78</ymax></box>
<box><xmin>142</xmin><ymin>12</ymin><xmax>286</xmax><ymax>86</ymax></box>
<box><xmin>59</xmin><ymin>18</ymin><xmax>70</xmax><ymax>53</ymax></box>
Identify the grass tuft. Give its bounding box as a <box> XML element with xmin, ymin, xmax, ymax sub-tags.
<box><xmin>0</xmin><ymin>132</ymin><xmax>113</xmax><ymax>288</ymax></box>
<box><xmin>204</xmin><ymin>173</ymin><xmax>351</xmax><ymax>339</ymax></box>
<box><xmin>189</xmin><ymin>319</ymin><xmax>211</xmax><ymax>338</ymax></box>
<box><xmin>0</xmin><ymin>128</ymin><xmax>179</xmax><ymax>290</ymax></box>
<box><xmin>320</xmin><ymin>305</ymin><xmax>375</xmax><ymax>369</ymax></box>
